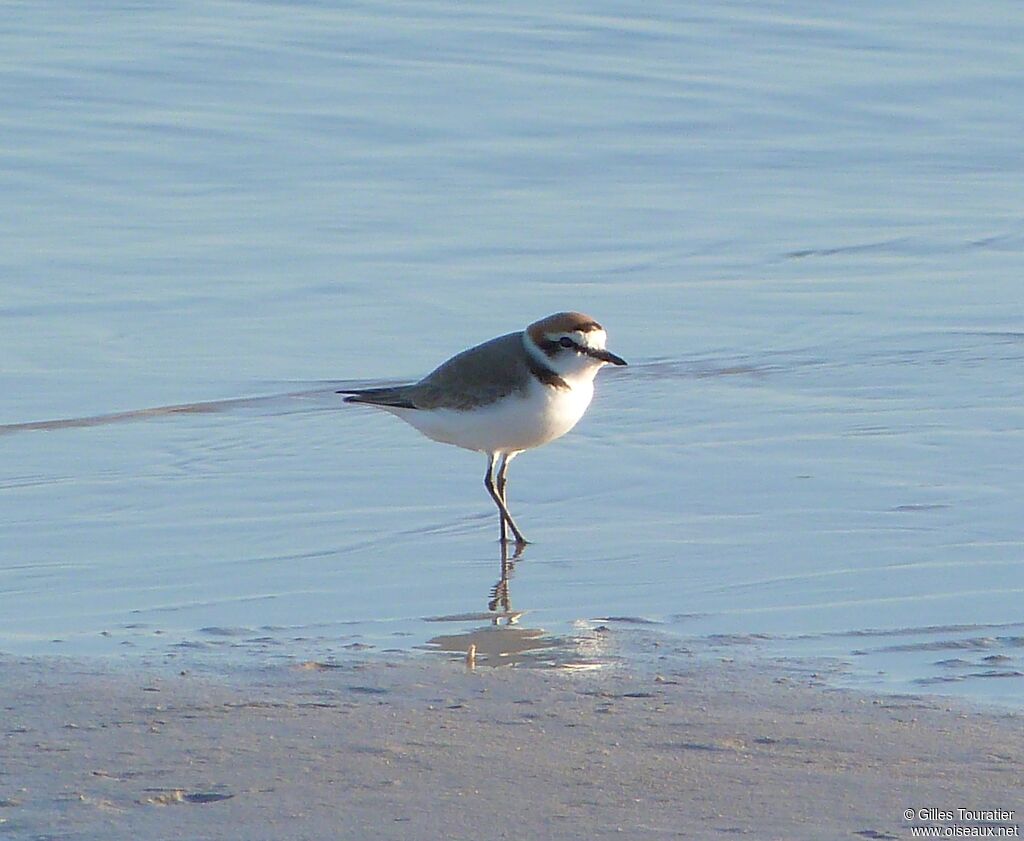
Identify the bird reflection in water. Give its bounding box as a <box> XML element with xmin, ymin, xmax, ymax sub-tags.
<box><xmin>423</xmin><ymin>543</ymin><xmax>602</xmax><ymax>670</ymax></box>
<box><xmin>486</xmin><ymin>539</ymin><xmax>523</xmax><ymax>617</ymax></box>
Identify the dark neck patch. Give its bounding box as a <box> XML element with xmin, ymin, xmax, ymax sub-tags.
<box><xmin>526</xmin><ymin>352</ymin><xmax>570</xmax><ymax>390</ymax></box>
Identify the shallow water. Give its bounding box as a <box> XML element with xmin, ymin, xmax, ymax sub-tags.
<box><xmin>2</xmin><ymin>2</ymin><xmax>1023</xmax><ymax>706</ymax></box>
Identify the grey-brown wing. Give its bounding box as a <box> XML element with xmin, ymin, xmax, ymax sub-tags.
<box><xmin>408</xmin><ymin>332</ymin><xmax>529</xmax><ymax>410</ymax></box>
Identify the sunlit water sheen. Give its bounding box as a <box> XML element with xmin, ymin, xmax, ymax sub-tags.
<box><xmin>2</xmin><ymin>2</ymin><xmax>1023</xmax><ymax>707</ymax></box>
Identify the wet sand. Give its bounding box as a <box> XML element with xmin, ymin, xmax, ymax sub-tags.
<box><xmin>1</xmin><ymin>654</ymin><xmax>1020</xmax><ymax>840</ymax></box>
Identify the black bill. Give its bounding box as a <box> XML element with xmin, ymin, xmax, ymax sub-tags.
<box><xmin>586</xmin><ymin>347</ymin><xmax>628</xmax><ymax>366</ymax></box>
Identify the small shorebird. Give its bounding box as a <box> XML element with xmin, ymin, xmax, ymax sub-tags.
<box><xmin>339</xmin><ymin>312</ymin><xmax>627</xmax><ymax>546</ymax></box>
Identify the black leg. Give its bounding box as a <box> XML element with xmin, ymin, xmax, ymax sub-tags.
<box><xmin>497</xmin><ymin>452</ymin><xmax>526</xmax><ymax>546</ymax></box>
<box><xmin>496</xmin><ymin>452</ymin><xmax>510</xmax><ymax>544</ymax></box>
<box><xmin>484</xmin><ymin>453</ymin><xmax>527</xmax><ymax>546</ymax></box>
<box><xmin>484</xmin><ymin>454</ymin><xmax>507</xmax><ymax>543</ymax></box>
<box><xmin>495</xmin><ymin>453</ymin><xmax>509</xmax><ymax>503</ymax></box>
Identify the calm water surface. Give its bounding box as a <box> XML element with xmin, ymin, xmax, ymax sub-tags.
<box><xmin>2</xmin><ymin>2</ymin><xmax>1023</xmax><ymax>706</ymax></box>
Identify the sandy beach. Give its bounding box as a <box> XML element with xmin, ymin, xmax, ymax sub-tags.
<box><xmin>1</xmin><ymin>653</ymin><xmax>1020</xmax><ymax>841</ymax></box>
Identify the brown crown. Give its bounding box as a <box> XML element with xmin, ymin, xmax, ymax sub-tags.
<box><xmin>526</xmin><ymin>311</ymin><xmax>603</xmax><ymax>344</ymax></box>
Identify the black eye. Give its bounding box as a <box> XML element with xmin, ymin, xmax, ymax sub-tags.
<box><xmin>559</xmin><ymin>336</ymin><xmax>575</xmax><ymax>349</ymax></box>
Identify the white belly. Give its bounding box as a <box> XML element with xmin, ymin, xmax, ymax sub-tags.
<box><xmin>390</xmin><ymin>377</ymin><xmax>594</xmax><ymax>454</ymax></box>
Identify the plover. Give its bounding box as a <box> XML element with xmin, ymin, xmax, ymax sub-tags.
<box><xmin>339</xmin><ymin>311</ymin><xmax>626</xmax><ymax>545</ymax></box>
